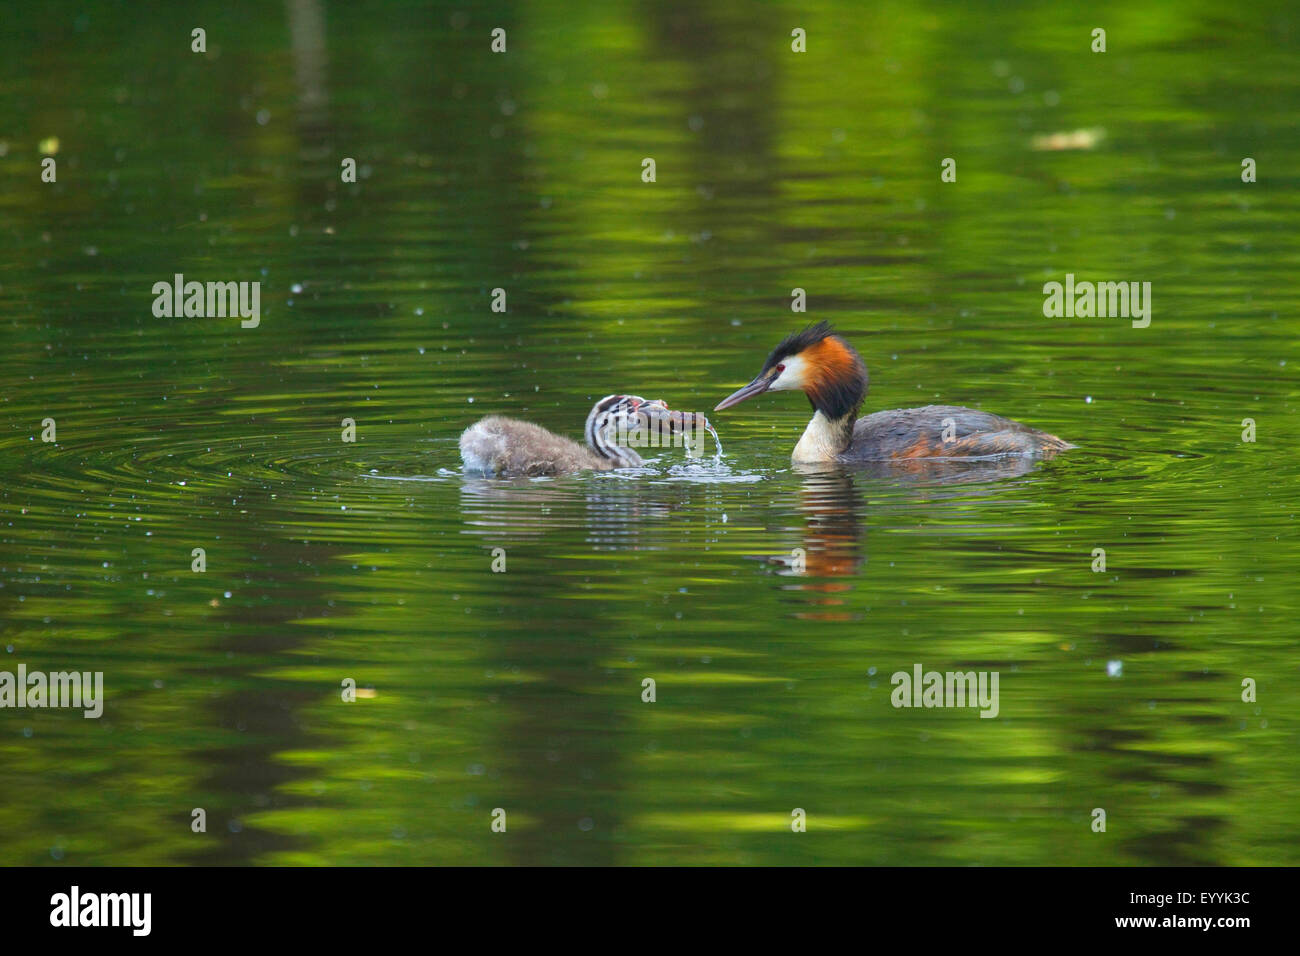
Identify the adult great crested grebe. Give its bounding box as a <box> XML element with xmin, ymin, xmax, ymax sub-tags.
<box><xmin>713</xmin><ymin>321</ymin><xmax>1073</xmax><ymax>462</ymax></box>
<box><xmin>460</xmin><ymin>394</ymin><xmax>701</xmax><ymax>477</ymax></box>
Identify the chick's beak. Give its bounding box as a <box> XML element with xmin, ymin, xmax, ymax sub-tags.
<box><xmin>714</xmin><ymin>372</ymin><xmax>773</xmax><ymax>411</ymax></box>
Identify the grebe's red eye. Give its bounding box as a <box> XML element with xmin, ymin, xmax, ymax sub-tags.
<box><xmin>776</xmin><ymin>363</ymin><xmax>786</xmax><ymax>374</ymax></box>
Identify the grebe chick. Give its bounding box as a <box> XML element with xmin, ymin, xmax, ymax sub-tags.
<box><xmin>714</xmin><ymin>322</ymin><xmax>1073</xmax><ymax>463</ymax></box>
<box><xmin>461</xmin><ymin>394</ymin><xmax>677</xmax><ymax>477</ymax></box>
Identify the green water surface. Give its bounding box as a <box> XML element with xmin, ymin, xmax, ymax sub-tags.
<box><xmin>1</xmin><ymin>1</ymin><xmax>1297</xmax><ymax>865</ymax></box>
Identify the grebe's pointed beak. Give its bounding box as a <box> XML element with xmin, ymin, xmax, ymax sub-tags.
<box><xmin>714</xmin><ymin>372</ymin><xmax>772</xmax><ymax>411</ymax></box>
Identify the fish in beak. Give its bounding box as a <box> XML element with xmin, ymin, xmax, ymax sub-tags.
<box><xmin>635</xmin><ymin>398</ymin><xmax>710</xmax><ymax>436</ymax></box>
<box><xmin>619</xmin><ymin>398</ymin><xmax>715</xmax><ymax>454</ymax></box>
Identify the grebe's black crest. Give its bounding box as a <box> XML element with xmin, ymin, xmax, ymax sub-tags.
<box><xmin>763</xmin><ymin>320</ymin><xmax>838</xmax><ymax>373</ymax></box>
